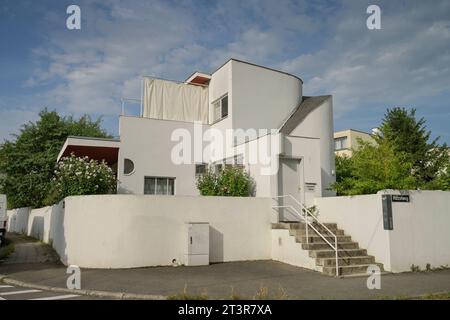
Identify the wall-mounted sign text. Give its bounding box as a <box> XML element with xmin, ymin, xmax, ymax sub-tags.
<box><xmin>392</xmin><ymin>195</ymin><xmax>410</xmax><ymax>203</ymax></box>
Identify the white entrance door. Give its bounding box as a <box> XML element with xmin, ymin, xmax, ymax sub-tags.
<box><xmin>278</xmin><ymin>158</ymin><xmax>303</xmax><ymax>222</ymax></box>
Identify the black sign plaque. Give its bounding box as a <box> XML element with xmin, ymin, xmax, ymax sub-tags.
<box><xmin>392</xmin><ymin>195</ymin><xmax>410</xmax><ymax>203</ymax></box>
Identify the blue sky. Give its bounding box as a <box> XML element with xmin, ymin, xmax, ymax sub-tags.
<box><xmin>1</xmin><ymin>0</ymin><xmax>449</xmax><ymax>143</ymax></box>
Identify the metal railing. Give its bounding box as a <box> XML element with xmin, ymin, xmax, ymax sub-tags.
<box><xmin>272</xmin><ymin>195</ymin><xmax>340</xmax><ymax>277</ymax></box>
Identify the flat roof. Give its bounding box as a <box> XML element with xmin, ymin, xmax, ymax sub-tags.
<box><xmin>57</xmin><ymin>136</ymin><xmax>120</xmax><ymax>164</ymax></box>
<box><xmin>334</xmin><ymin>129</ymin><xmax>372</xmax><ymax>136</ymax></box>
<box><xmin>213</xmin><ymin>58</ymin><xmax>304</xmax><ymax>84</ymax></box>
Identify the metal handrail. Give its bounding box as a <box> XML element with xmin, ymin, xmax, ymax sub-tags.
<box><xmin>272</xmin><ymin>195</ymin><xmax>340</xmax><ymax>277</ymax></box>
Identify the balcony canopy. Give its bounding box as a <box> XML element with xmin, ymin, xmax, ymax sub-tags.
<box><xmin>57</xmin><ymin>136</ymin><xmax>120</xmax><ymax>166</ymax></box>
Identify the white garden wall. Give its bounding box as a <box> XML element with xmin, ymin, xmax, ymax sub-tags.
<box><xmin>315</xmin><ymin>190</ymin><xmax>450</xmax><ymax>272</ymax></box>
<box><xmin>8</xmin><ymin>195</ymin><xmax>274</xmax><ymax>269</ymax></box>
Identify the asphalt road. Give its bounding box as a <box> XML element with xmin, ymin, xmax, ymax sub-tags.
<box><xmin>1</xmin><ymin>233</ymin><xmax>450</xmax><ymax>300</ymax></box>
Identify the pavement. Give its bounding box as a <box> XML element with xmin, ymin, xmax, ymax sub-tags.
<box><xmin>1</xmin><ymin>233</ymin><xmax>450</xmax><ymax>300</ymax></box>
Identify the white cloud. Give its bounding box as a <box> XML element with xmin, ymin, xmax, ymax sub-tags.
<box><xmin>280</xmin><ymin>0</ymin><xmax>450</xmax><ymax>120</ymax></box>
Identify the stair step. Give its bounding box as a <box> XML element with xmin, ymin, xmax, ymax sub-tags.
<box><xmin>316</xmin><ymin>255</ymin><xmax>375</xmax><ymax>267</ymax></box>
<box><xmin>298</xmin><ymin>235</ymin><xmax>352</xmax><ymax>244</ymax></box>
<box><xmin>288</xmin><ymin>222</ymin><xmax>338</xmax><ymax>231</ymax></box>
<box><xmin>290</xmin><ymin>228</ymin><xmax>345</xmax><ymax>237</ymax></box>
<box><xmin>302</xmin><ymin>242</ymin><xmax>359</xmax><ymax>250</ymax></box>
<box><xmin>322</xmin><ymin>263</ymin><xmax>384</xmax><ymax>276</ymax></box>
<box><xmin>273</xmin><ymin>219</ymin><xmax>385</xmax><ymax>277</ymax></box>
<box><xmin>309</xmin><ymin>248</ymin><xmax>367</xmax><ymax>258</ymax></box>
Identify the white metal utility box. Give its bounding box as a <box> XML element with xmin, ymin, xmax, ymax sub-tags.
<box><xmin>184</xmin><ymin>222</ymin><xmax>209</xmax><ymax>266</ymax></box>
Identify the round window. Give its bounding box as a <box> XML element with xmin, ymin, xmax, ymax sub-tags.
<box><xmin>123</xmin><ymin>158</ymin><xmax>135</xmax><ymax>175</ymax></box>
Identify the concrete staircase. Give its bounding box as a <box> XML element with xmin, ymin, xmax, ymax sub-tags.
<box><xmin>272</xmin><ymin>222</ymin><xmax>384</xmax><ymax>276</ymax></box>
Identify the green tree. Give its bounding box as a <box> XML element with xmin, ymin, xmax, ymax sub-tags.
<box><xmin>334</xmin><ymin>155</ymin><xmax>354</xmax><ymax>196</ymax></box>
<box><xmin>333</xmin><ymin>140</ymin><xmax>416</xmax><ymax>195</ymax></box>
<box><xmin>376</xmin><ymin>107</ymin><xmax>449</xmax><ymax>187</ymax></box>
<box><xmin>0</xmin><ymin>109</ymin><xmax>111</xmax><ymax>209</ymax></box>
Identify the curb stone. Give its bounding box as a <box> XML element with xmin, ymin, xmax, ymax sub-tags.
<box><xmin>0</xmin><ymin>276</ymin><xmax>167</xmax><ymax>300</ymax></box>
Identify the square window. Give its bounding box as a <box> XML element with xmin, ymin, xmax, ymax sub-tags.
<box><xmin>334</xmin><ymin>137</ymin><xmax>348</xmax><ymax>150</ymax></box>
<box><xmin>195</xmin><ymin>164</ymin><xmax>207</xmax><ymax>175</ymax></box>
<box><xmin>144</xmin><ymin>177</ymin><xmax>175</xmax><ymax>195</ymax></box>
<box><xmin>212</xmin><ymin>94</ymin><xmax>228</xmax><ymax>123</ymax></box>
<box><xmin>221</xmin><ymin>96</ymin><xmax>228</xmax><ymax>118</ymax></box>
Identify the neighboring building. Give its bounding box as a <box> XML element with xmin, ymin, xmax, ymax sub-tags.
<box><xmin>334</xmin><ymin>129</ymin><xmax>375</xmax><ymax>157</ymax></box>
<box><xmin>57</xmin><ymin>59</ymin><xmax>336</xmax><ymax>207</ymax></box>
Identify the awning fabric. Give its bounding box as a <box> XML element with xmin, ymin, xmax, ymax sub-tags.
<box><xmin>143</xmin><ymin>78</ymin><xmax>209</xmax><ymax>123</ymax></box>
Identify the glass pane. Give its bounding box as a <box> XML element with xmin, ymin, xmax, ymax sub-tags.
<box><xmin>221</xmin><ymin>96</ymin><xmax>228</xmax><ymax>118</ymax></box>
<box><xmin>157</xmin><ymin>178</ymin><xmax>167</xmax><ymax>195</ymax></box>
<box><xmin>342</xmin><ymin>137</ymin><xmax>348</xmax><ymax>149</ymax></box>
<box><xmin>213</xmin><ymin>101</ymin><xmax>221</xmax><ymax>122</ymax></box>
<box><xmin>124</xmin><ymin>159</ymin><xmax>134</xmax><ymax>174</ymax></box>
<box><xmin>196</xmin><ymin>164</ymin><xmax>206</xmax><ymax>174</ymax></box>
<box><xmin>144</xmin><ymin>178</ymin><xmax>156</xmax><ymax>194</ymax></box>
<box><xmin>334</xmin><ymin>139</ymin><xmax>340</xmax><ymax>150</ymax></box>
<box><xmin>168</xmin><ymin>179</ymin><xmax>175</xmax><ymax>195</ymax></box>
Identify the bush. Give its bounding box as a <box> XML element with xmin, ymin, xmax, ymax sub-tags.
<box><xmin>44</xmin><ymin>154</ymin><xmax>116</xmax><ymax>205</ymax></box>
<box><xmin>196</xmin><ymin>166</ymin><xmax>254</xmax><ymax>197</ymax></box>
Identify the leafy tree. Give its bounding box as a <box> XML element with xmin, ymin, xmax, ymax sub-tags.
<box><xmin>334</xmin><ymin>107</ymin><xmax>450</xmax><ymax>195</ymax></box>
<box><xmin>334</xmin><ymin>155</ymin><xmax>354</xmax><ymax>196</ymax></box>
<box><xmin>44</xmin><ymin>154</ymin><xmax>116</xmax><ymax>206</ymax></box>
<box><xmin>0</xmin><ymin>109</ymin><xmax>111</xmax><ymax>209</ymax></box>
<box><xmin>333</xmin><ymin>140</ymin><xmax>416</xmax><ymax>195</ymax></box>
<box><xmin>376</xmin><ymin>107</ymin><xmax>449</xmax><ymax>187</ymax></box>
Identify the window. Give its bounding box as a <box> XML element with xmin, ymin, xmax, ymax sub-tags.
<box><xmin>123</xmin><ymin>158</ymin><xmax>135</xmax><ymax>175</ymax></box>
<box><xmin>334</xmin><ymin>137</ymin><xmax>348</xmax><ymax>150</ymax></box>
<box><xmin>144</xmin><ymin>177</ymin><xmax>175</xmax><ymax>195</ymax></box>
<box><xmin>212</xmin><ymin>94</ymin><xmax>228</xmax><ymax>123</ymax></box>
<box><xmin>215</xmin><ymin>164</ymin><xmax>223</xmax><ymax>173</ymax></box>
<box><xmin>195</xmin><ymin>163</ymin><xmax>207</xmax><ymax>175</ymax></box>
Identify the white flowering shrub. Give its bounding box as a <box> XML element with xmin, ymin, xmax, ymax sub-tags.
<box><xmin>44</xmin><ymin>153</ymin><xmax>116</xmax><ymax>205</ymax></box>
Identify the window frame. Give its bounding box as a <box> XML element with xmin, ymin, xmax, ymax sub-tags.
<box><xmin>144</xmin><ymin>176</ymin><xmax>176</xmax><ymax>195</ymax></box>
<box><xmin>334</xmin><ymin>136</ymin><xmax>348</xmax><ymax>151</ymax></box>
<box><xmin>123</xmin><ymin>158</ymin><xmax>135</xmax><ymax>175</ymax></box>
<box><xmin>211</xmin><ymin>94</ymin><xmax>229</xmax><ymax>124</ymax></box>
<box><xmin>195</xmin><ymin>163</ymin><xmax>208</xmax><ymax>176</ymax></box>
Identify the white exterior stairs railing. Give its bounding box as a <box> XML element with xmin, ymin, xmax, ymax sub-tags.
<box><xmin>272</xmin><ymin>195</ymin><xmax>340</xmax><ymax>277</ymax></box>
<box><xmin>271</xmin><ymin>195</ymin><xmax>384</xmax><ymax>277</ymax></box>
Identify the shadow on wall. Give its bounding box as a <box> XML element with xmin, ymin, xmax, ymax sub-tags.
<box><xmin>117</xmin><ymin>181</ymin><xmax>135</xmax><ymax>194</ymax></box>
<box><xmin>29</xmin><ymin>216</ymin><xmax>45</xmax><ymax>241</ymax></box>
<box><xmin>209</xmin><ymin>226</ymin><xmax>224</xmax><ymax>263</ymax></box>
<box><xmin>49</xmin><ymin>201</ymin><xmax>67</xmax><ymax>265</ymax></box>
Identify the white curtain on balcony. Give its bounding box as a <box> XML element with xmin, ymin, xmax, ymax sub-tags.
<box><xmin>143</xmin><ymin>78</ymin><xmax>208</xmax><ymax>123</ymax></box>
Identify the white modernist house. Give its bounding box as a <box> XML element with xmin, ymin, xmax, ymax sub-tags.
<box><xmin>16</xmin><ymin>61</ymin><xmax>450</xmax><ymax>274</ymax></box>
<box><xmin>58</xmin><ymin>59</ymin><xmax>336</xmax><ymax>210</ymax></box>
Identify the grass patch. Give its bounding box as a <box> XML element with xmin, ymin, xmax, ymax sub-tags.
<box><xmin>376</xmin><ymin>292</ymin><xmax>450</xmax><ymax>300</ymax></box>
<box><xmin>0</xmin><ymin>238</ymin><xmax>15</xmax><ymax>261</ymax></box>
<box><xmin>168</xmin><ymin>284</ymin><xmax>289</xmax><ymax>300</ymax></box>
<box><xmin>167</xmin><ymin>285</ymin><xmax>209</xmax><ymax>300</ymax></box>
<box><xmin>413</xmin><ymin>292</ymin><xmax>450</xmax><ymax>300</ymax></box>
<box><xmin>254</xmin><ymin>285</ymin><xmax>288</xmax><ymax>300</ymax></box>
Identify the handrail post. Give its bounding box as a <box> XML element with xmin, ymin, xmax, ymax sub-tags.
<box><xmin>335</xmin><ymin>236</ymin><xmax>339</xmax><ymax>277</ymax></box>
<box><xmin>305</xmin><ymin>209</ymin><xmax>309</xmax><ymax>244</ymax></box>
